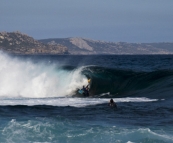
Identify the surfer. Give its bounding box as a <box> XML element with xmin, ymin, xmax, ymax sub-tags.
<box><xmin>82</xmin><ymin>86</ymin><xmax>86</xmax><ymax>91</ymax></box>
<box><xmin>83</xmin><ymin>79</ymin><xmax>91</xmax><ymax>96</ymax></box>
<box><xmin>109</xmin><ymin>98</ymin><xmax>117</xmax><ymax>108</ymax></box>
<box><xmin>78</xmin><ymin>78</ymin><xmax>91</xmax><ymax>96</ymax></box>
<box><xmin>86</xmin><ymin>79</ymin><xmax>91</xmax><ymax>96</ymax></box>
<box><xmin>85</xmin><ymin>85</ymin><xmax>89</xmax><ymax>96</ymax></box>
<box><xmin>82</xmin><ymin>85</ymin><xmax>89</xmax><ymax>96</ymax></box>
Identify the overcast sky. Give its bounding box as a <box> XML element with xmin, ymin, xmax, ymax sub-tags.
<box><xmin>1</xmin><ymin>0</ymin><xmax>173</xmax><ymax>42</ymax></box>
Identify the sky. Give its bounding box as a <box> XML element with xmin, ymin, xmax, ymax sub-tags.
<box><xmin>1</xmin><ymin>0</ymin><xmax>173</xmax><ymax>43</ymax></box>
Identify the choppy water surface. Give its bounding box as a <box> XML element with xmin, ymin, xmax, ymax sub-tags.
<box><xmin>0</xmin><ymin>52</ymin><xmax>173</xmax><ymax>142</ymax></box>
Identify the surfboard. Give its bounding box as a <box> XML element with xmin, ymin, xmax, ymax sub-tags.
<box><xmin>78</xmin><ymin>89</ymin><xmax>84</xmax><ymax>94</ymax></box>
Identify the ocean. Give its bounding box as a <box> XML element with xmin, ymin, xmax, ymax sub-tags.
<box><xmin>0</xmin><ymin>51</ymin><xmax>173</xmax><ymax>143</ymax></box>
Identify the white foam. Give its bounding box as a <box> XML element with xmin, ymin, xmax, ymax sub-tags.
<box><xmin>0</xmin><ymin>97</ymin><xmax>158</xmax><ymax>107</ymax></box>
<box><xmin>115</xmin><ymin>128</ymin><xmax>173</xmax><ymax>142</ymax></box>
<box><xmin>0</xmin><ymin>51</ymin><xmax>88</xmax><ymax>98</ymax></box>
<box><xmin>114</xmin><ymin>97</ymin><xmax>158</xmax><ymax>102</ymax></box>
<box><xmin>137</xmin><ymin>128</ymin><xmax>173</xmax><ymax>141</ymax></box>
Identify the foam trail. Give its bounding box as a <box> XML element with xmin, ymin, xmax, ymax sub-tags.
<box><xmin>0</xmin><ymin>97</ymin><xmax>158</xmax><ymax>107</ymax></box>
<box><xmin>0</xmin><ymin>51</ymin><xmax>88</xmax><ymax>98</ymax></box>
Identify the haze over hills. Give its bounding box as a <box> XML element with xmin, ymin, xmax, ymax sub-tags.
<box><xmin>0</xmin><ymin>31</ymin><xmax>173</xmax><ymax>55</ymax></box>
<box><xmin>40</xmin><ymin>37</ymin><xmax>173</xmax><ymax>55</ymax></box>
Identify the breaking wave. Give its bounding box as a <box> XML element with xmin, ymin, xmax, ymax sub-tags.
<box><xmin>0</xmin><ymin>51</ymin><xmax>173</xmax><ymax>99</ymax></box>
<box><xmin>0</xmin><ymin>52</ymin><xmax>88</xmax><ymax>98</ymax></box>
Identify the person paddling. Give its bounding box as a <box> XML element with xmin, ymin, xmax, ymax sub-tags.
<box><xmin>109</xmin><ymin>98</ymin><xmax>117</xmax><ymax>108</ymax></box>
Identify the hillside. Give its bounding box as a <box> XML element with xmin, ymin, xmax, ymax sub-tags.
<box><xmin>1</xmin><ymin>31</ymin><xmax>173</xmax><ymax>55</ymax></box>
<box><xmin>0</xmin><ymin>32</ymin><xmax>68</xmax><ymax>55</ymax></box>
<box><xmin>40</xmin><ymin>37</ymin><xmax>173</xmax><ymax>55</ymax></box>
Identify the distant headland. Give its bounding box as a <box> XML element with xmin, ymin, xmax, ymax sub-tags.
<box><xmin>0</xmin><ymin>31</ymin><xmax>68</xmax><ymax>55</ymax></box>
<box><xmin>0</xmin><ymin>31</ymin><xmax>173</xmax><ymax>55</ymax></box>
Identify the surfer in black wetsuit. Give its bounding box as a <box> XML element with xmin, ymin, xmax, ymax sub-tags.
<box><xmin>81</xmin><ymin>79</ymin><xmax>91</xmax><ymax>96</ymax></box>
<box><xmin>109</xmin><ymin>98</ymin><xmax>117</xmax><ymax>108</ymax></box>
<box><xmin>82</xmin><ymin>86</ymin><xmax>87</xmax><ymax>96</ymax></box>
<box><xmin>85</xmin><ymin>79</ymin><xmax>91</xmax><ymax>96</ymax></box>
<box><xmin>85</xmin><ymin>85</ymin><xmax>89</xmax><ymax>96</ymax></box>
<box><xmin>82</xmin><ymin>85</ymin><xmax>89</xmax><ymax>96</ymax></box>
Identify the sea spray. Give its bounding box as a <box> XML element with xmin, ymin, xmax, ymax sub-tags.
<box><xmin>0</xmin><ymin>52</ymin><xmax>88</xmax><ymax>98</ymax></box>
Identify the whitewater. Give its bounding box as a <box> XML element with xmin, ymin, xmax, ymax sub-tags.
<box><xmin>0</xmin><ymin>51</ymin><xmax>88</xmax><ymax>98</ymax></box>
<box><xmin>0</xmin><ymin>51</ymin><xmax>173</xmax><ymax>143</ymax></box>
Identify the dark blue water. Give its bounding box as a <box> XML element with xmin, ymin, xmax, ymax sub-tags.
<box><xmin>0</xmin><ymin>52</ymin><xmax>173</xmax><ymax>142</ymax></box>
